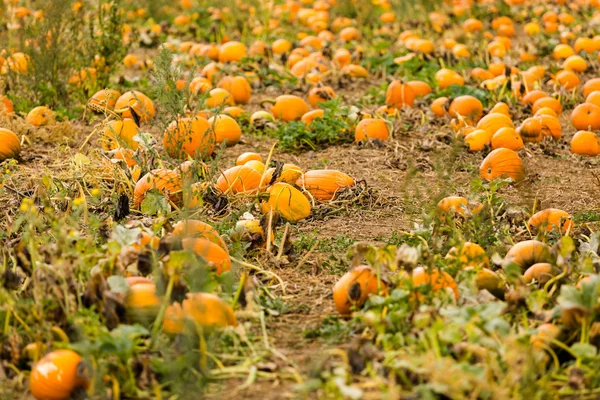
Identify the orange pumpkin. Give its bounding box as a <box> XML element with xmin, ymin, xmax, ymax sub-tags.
<box><xmin>87</xmin><ymin>89</ymin><xmax>121</xmax><ymax>113</ymax></box>
<box><xmin>182</xmin><ymin>238</ymin><xmax>231</xmax><ymax>274</ymax></box>
<box><xmin>491</xmin><ymin>127</ymin><xmax>524</xmax><ymax>151</ymax></box>
<box><xmin>301</xmin><ymin>109</ymin><xmax>325</xmax><ymax>125</ymax></box>
<box><xmin>571</xmin><ymin>130</ymin><xmax>600</xmax><ymax>156</ymax></box>
<box><xmin>215</xmin><ymin>165</ymin><xmax>263</xmax><ymax>195</ymax></box>
<box><xmin>133</xmin><ymin>169</ymin><xmax>183</xmax><ymax>207</ymax></box>
<box><xmin>0</xmin><ymin>128</ymin><xmax>21</xmax><ymax>161</ymax></box>
<box><xmin>208</xmin><ymin>114</ymin><xmax>241</xmax><ymax>146</ymax></box>
<box><xmin>236</xmin><ymin>152</ymin><xmax>263</xmax><ymax>165</ymax></box>
<box><xmin>445</xmin><ymin>242</ymin><xmax>489</xmax><ymax>269</ymax></box>
<box><xmin>172</xmin><ymin>220</ymin><xmax>227</xmax><ymax>250</ymax></box>
<box><xmin>406</xmin><ymin>80</ymin><xmax>432</xmax><ymax>98</ymax></box>
<box><xmin>436</xmin><ymin>196</ymin><xmax>482</xmax><ymax>217</ymax></box>
<box><xmin>583</xmin><ymin>78</ymin><xmax>600</xmax><ymax>97</ymax></box>
<box><xmin>522</xmin><ymin>90</ymin><xmax>548</xmax><ymax>106</ymax></box>
<box><xmin>261</xmin><ymin>182</ymin><xmax>311</xmax><ymax>222</ymax></box>
<box><xmin>115</xmin><ymin>91</ymin><xmax>155</xmax><ymax>122</ymax></box>
<box><xmin>385</xmin><ymin>80</ymin><xmax>416</xmax><ymax>108</ymax></box>
<box><xmin>216</xmin><ymin>75</ymin><xmax>252</xmax><ymax>104</ymax></box>
<box><xmin>412</xmin><ymin>267</ymin><xmax>459</xmax><ymax>301</ymax></box>
<box><xmin>480</xmin><ymin>148</ymin><xmax>525</xmax><ymax>182</ymax></box>
<box><xmin>476</xmin><ymin>113</ymin><xmax>514</xmax><ymax>137</ymax></box>
<box><xmin>333</xmin><ymin>265</ymin><xmax>386</xmax><ymax>316</ymax></box>
<box><xmin>205</xmin><ymin>88</ymin><xmax>235</xmax><ymax>108</ymax></box>
<box><xmin>102</xmin><ymin>119</ymin><xmax>140</xmax><ymax>150</ymax></box>
<box><xmin>431</xmin><ymin>97</ymin><xmax>449</xmax><ymax>117</ymax></box>
<box><xmin>163</xmin><ymin>117</ymin><xmax>215</xmax><ymax>159</ymax></box>
<box><xmin>571</xmin><ymin>103</ymin><xmax>600</xmax><ymax>131</ymax></box>
<box><xmin>448</xmin><ymin>95</ymin><xmax>484</xmax><ymax>123</ymax></box>
<box><xmin>26</xmin><ymin>106</ymin><xmax>54</xmax><ymax>127</ymax></box>
<box><xmin>504</xmin><ymin>240</ymin><xmax>551</xmax><ymax>270</ymax></box>
<box><xmin>182</xmin><ymin>293</ymin><xmax>238</xmax><ymax>327</ymax></box>
<box><xmin>435</xmin><ymin>68</ymin><xmax>464</xmax><ymax>89</ymax></box>
<box><xmin>30</xmin><ymin>350</ymin><xmax>90</xmax><ymax>400</ymax></box>
<box><xmin>464</xmin><ymin>129</ymin><xmax>491</xmax><ymax>151</ymax></box>
<box><xmin>524</xmin><ymin>263</ymin><xmax>558</xmax><ymax>285</ymax></box>
<box><xmin>532</xmin><ymin>97</ymin><xmax>562</xmax><ymax>115</ymax></box>
<box><xmin>308</xmin><ymin>86</ymin><xmax>337</xmax><ymax>108</ymax></box>
<box><xmin>268</xmin><ymin>95</ymin><xmax>310</xmax><ymax>121</ymax></box>
<box><xmin>528</xmin><ymin>209</ymin><xmax>574</xmax><ymax>233</ymax></box>
<box><xmin>355</xmin><ymin>118</ymin><xmax>389</xmax><ymax>141</ymax></box>
<box><xmin>218</xmin><ymin>41</ymin><xmax>247</xmax><ymax>62</ymax></box>
<box><xmin>296</xmin><ymin>170</ymin><xmax>355</xmax><ymax>201</ymax></box>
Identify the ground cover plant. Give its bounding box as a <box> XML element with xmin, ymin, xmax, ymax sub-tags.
<box><xmin>1</xmin><ymin>0</ymin><xmax>600</xmax><ymax>399</ymax></box>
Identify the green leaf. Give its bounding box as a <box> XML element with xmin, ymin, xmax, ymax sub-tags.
<box><xmin>141</xmin><ymin>189</ymin><xmax>171</xmax><ymax>216</ymax></box>
<box><xmin>112</xmin><ymin>225</ymin><xmax>141</xmax><ymax>247</ymax></box>
<box><xmin>560</xmin><ymin>236</ymin><xmax>576</xmax><ymax>258</ymax></box>
<box><xmin>570</xmin><ymin>343</ymin><xmax>597</xmax><ymax>359</ymax></box>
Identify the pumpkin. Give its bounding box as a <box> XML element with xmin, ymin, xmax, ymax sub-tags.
<box><xmin>504</xmin><ymin>240</ymin><xmax>551</xmax><ymax>270</ymax></box>
<box><xmin>208</xmin><ymin>114</ymin><xmax>241</xmax><ymax>146</ymax></box>
<box><xmin>470</xmin><ymin>268</ymin><xmax>504</xmax><ymax>300</ymax></box>
<box><xmin>355</xmin><ymin>118</ymin><xmax>389</xmax><ymax>142</ymax></box>
<box><xmin>448</xmin><ymin>95</ymin><xmax>483</xmax><ymax>123</ymax></box>
<box><xmin>26</xmin><ymin>106</ymin><xmax>54</xmax><ymax>127</ymax></box>
<box><xmin>244</xmin><ymin>160</ymin><xmax>265</xmax><ymax>174</ymax></box>
<box><xmin>163</xmin><ymin>117</ymin><xmax>215</xmax><ymax>159</ymax></box>
<box><xmin>532</xmin><ymin>97</ymin><xmax>562</xmax><ymax>115</ymax></box>
<box><xmin>215</xmin><ymin>165</ymin><xmax>263</xmax><ymax>195</ymax></box>
<box><xmin>431</xmin><ymin>97</ymin><xmax>449</xmax><ymax>117</ymax></box>
<box><xmin>182</xmin><ymin>238</ymin><xmax>231</xmax><ymax>274</ymax></box>
<box><xmin>436</xmin><ymin>196</ymin><xmax>482</xmax><ymax>217</ymax></box>
<box><xmin>531</xmin><ymin>323</ymin><xmax>561</xmax><ymax>350</ymax></box>
<box><xmin>517</xmin><ymin>117</ymin><xmax>544</xmax><ymax>143</ymax></box>
<box><xmin>87</xmin><ymin>89</ymin><xmax>121</xmax><ymax>113</ymax></box>
<box><xmin>412</xmin><ymin>267</ymin><xmax>459</xmax><ymax>301</ymax></box>
<box><xmin>554</xmin><ymin>70</ymin><xmax>580</xmax><ymax>90</ymax></box>
<box><xmin>563</xmin><ymin>55</ymin><xmax>587</xmax><ymax>72</ymax></box>
<box><xmin>261</xmin><ymin>182</ymin><xmax>311</xmax><ymax>222</ymax></box>
<box><xmin>296</xmin><ymin>170</ymin><xmax>355</xmax><ymax>201</ymax></box>
<box><xmin>524</xmin><ymin>263</ymin><xmax>558</xmax><ymax>285</ymax></box>
<box><xmin>263</xmin><ymin>164</ymin><xmax>304</xmax><ymax>185</ymax></box>
<box><xmin>522</xmin><ymin>90</ymin><xmax>548</xmax><ymax>106</ymax></box>
<box><xmin>126</xmin><ymin>282</ymin><xmax>161</xmax><ymax>322</ymax></box>
<box><xmin>218</xmin><ymin>41</ymin><xmax>247</xmax><ymax>63</ymax></box>
<box><xmin>250</xmin><ymin>110</ymin><xmax>275</xmax><ymax>125</ymax></box>
<box><xmin>115</xmin><ymin>91</ymin><xmax>155</xmax><ymax>122</ymax></box>
<box><xmin>30</xmin><ymin>350</ymin><xmax>90</xmax><ymax>400</ymax></box>
<box><xmin>571</xmin><ymin>103</ymin><xmax>600</xmax><ymax>131</ymax></box>
<box><xmin>585</xmin><ymin>91</ymin><xmax>600</xmax><ymax>108</ymax></box>
<box><xmin>189</xmin><ymin>77</ymin><xmax>212</xmax><ymax>94</ymax></box>
<box><xmin>308</xmin><ymin>86</ymin><xmax>337</xmax><ymax>108</ymax></box>
<box><xmin>102</xmin><ymin>119</ymin><xmax>140</xmax><ymax>150</ymax></box>
<box><xmin>333</xmin><ymin>265</ymin><xmax>386</xmax><ymax>316</ymax></box>
<box><xmin>272</xmin><ymin>38</ymin><xmax>292</xmax><ymax>54</ymax></box>
<box><xmin>0</xmin><ymin>95</ymin><xmax>14</xmax><ymax>114</ymax></box>
<box><xmin>528</xmin><ymin>209</ymin><xmax>574</xmax><ymax>233</ymax></box>
<box><xmin>216</xmin><ymin>76</ymin><xmax>252</xmax><ymax>104</ymax></box>
<box><xmin>236</xmin><ymin>152</ymin><xmax>263</xmax><ymax>165</ymax></box>
<box><xmin>571</xmin><ymin>130</ymin><xmax>600</xmax><ymax>156</ymax></box>
<box><xmin>491</xmin><ymin>127</ymin><xmax>524</xmax><ymax>151</ymax></box>
<box><xmin>133</xmin><ymin>169</ymin><xmax>182</xmax><ymax>207</ymax></box>
<box><xmin>464</xmin><ymin>129</ymin><xmax>490</xmax><ymax>151</ymax></box>
<box><xmin>301</xmin><ymin>109</ymin><xmax>325</xmax><ymax>125</ymax></box>
<box><xmin>435</xmin><ymin>68</ymin><xmax>464</xmax><ymax>89</ymax></box>
<box><xmin>205</xmin><ymin>88</ymin><xmax>235</xmax><ymax>108</ymax></box>
<box><xmin>489</xmin><ymin>102</ymin><xmax>510</xmax><ymax>116</ymax></box>
<box><xmin>342</xmin><ymin>64</ymin><xmax>368</xmax><ymax>78</ymax></box>
<box><xmin>267</xmin><ymin>95</ymin><xmax>310</xmax><ymax>121</ymax></box>
<box><xmin>445</xmin><ymin>242</ymin><xmax>489</xmax><ymax>268</ymax></box>
<box><xmin>385</xmin><ymin>80</ymin><xmax>415</xmax><ymax>108</ymax></box>
<box><xmin>163</xmin><ymin>302</ymin><xmax>184</xmax><ymax>334</ymax></box>
<box><xmin>480</xmin><ymin>148</ymin><xmax>525</xmax><ymax>182</ymax></box>
<box><xmin>172</xmin><ymin>220</ymin><xmax>227</xmax><ymax>250</ymax></box>
<box><xmin>223</xmin><ymin>106</ymin><xmax>245</xmax><ymax>118</ymax></box>
<box><xmin>583</xmin><ymin>78</ymin><xmax>600</xmax><ymax>97</ymax></box>
<box><xmin>406</xmin><ymin>80</ymin><xmax>432</xmax><ymax>98</ymax></box>
<box><xmin>182</xmin><ymin>293</ymin><xmax>237</xmax><ymax>327</ymax></box>
<box><xmin>0</xmin><ymin>128</ymin><xmax>21</xmax><ymax>161</ymax></box>
<box><xmin>476</xmin><ymin>113</ymin><xmax>514</xmax><ymax>137</ymax></box>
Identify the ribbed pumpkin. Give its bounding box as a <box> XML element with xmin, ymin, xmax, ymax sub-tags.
<box><xmin>261</xmin><ymin>182</ymin><xmax>311</xmax><ymax>222</ymax></box>
<box><xmin>480</xmin><ymin>148</ymin><xmax>525</xmax><ymax>182</ymax></box>
<box><xmin>406</xmin><ymin>80</ymin><xmax>432</xmax><ymax>98</ymax></box>
<box><xmin>182</xmin><ymin>293</ymin><xmax>238</xmax><ymax>327</ymax></box>
<box><xmin>431</xmin><ymin>97</ymin><xmax>449</xmax><ymax>117</ymax></box>
<box><xmin>464</xmin><ymin>129</ymin><xmax>491</xmax><ymax>151</ymax></box>
<box><xmin>445</xmin><ymin>242</ymin><xmax>489</xmax><ymax>269</ymax></box>
<box><xmin>115</xmin><ymin>91</ymin><xmax>155</xmax><ymax>122</ymax></box>
<box><xmin>333</xmin><ymin>265</ymin><xmax>386</xmax><ymax>316</ymax></box>
<box><xmin>412</xmin><ymin>267</ymin><xmax>459</xmax><ymax>301</ymax></box>
<box><xmin>571</xmin><ymin>130</ymin><xmax>600</xmax><ymax>156</ymax></box>
<box><xmin>524</xmin><ymin>263</ymin><xmax>558</xmax><ymax>285</ymax></box>
<box><xmin>215</xmin><ymin>165</ymin><xmax>262</xmax><ymax>195</ymax></box>
<box><xmin>102</xmin><ymin>119</ymin><xmax>140</xmax><ymax>150</ymax></box>
<box><xmin>163</xmin><ymin>117</ymin><xmax>215</xmax><ymax>159</ymax></box>
<box><xmin>504</xmin><ymin>240</ymin><xmax>551</xmax><ymax>270</ymax></box>
<box><xmin>308</xmin><ymin>86</ymin><xmax>337</xmax><ymax>108</ymax></box>
<box><xmin>172</xmin><ymin>220</ymin><xmax>227</xmax><ymax>250</ymax></box>
<box><xmin>268</xmin><ymin>95</ymin><xmax>310</xmax><ymax>121</ymax></box>
<box><xmin>476</xmin><ymin>113</ymin><xmax>514</xmax><ymax>137</ymax></box>
<box><xmin>385</xmin><ymin>80</ymin><xmax>415</xmax><ymax>108</ymax></box>
<box><xmin>216</xmin><ymin>75</ymin><xmax>252</xmax><ymax>104</ymax></box>
<box><xmin>87</xmin><ymin>89</ymin><xmax>121</xmax><ymax>113</ymax></box>
<box><xmin>133</xmin><ymin>169</ymin><xmax>183</xmax><ymax>207</ymax></box>
<box><xmin>30</xmin><ymin>350</ymin><xmax>90</xmax><ymax>400</ymax></box>
<box><xmin>491</xmin><ymin>127</ymin><xmax>523</xmax><ymax>150</ymax></box>
<box><xmin>182</xmin><ymin>238</ymin><xmax>231</xmax><ymax>274</ymax></box>
<box><xmin>208</xmin><ymin>114</ymin><xmax>241</xmax><ymax>146</ymax></box>
<box><xmin>0</xmin><ymin>128</ymin><xmax>21</xmax><ymax>161</ymax></box>
<box><xmin>528</xmin><ymin>209</ymin><xmax>573</xmax><ymax>233</ymax></box>
<box><xmin>296</xmin><ymin>170</ymin><xmax>355</xmax><ymax>201</ymax></box>
<box><xmin>355</xmin><ymin>118</ymin><xmax>389</xmax><ymax>141</ymax></box>
<box><xmin>448</xmin><ymin>95</ymin><xmax>483</xmax><ymax>123</ymax></box>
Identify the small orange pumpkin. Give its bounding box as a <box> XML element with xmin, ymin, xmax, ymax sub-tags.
<box><xmin>333</xmin><ymin>265</ymin><xmax>386</xmax><ymax>316</ymax></box>
<box><xmin>385</xmin><ymin>80</ymin><xmax>416</xmax><ymax>108</ymax></box>
<box><xmin>115</xmin><ymin>91</ymin><xmax>155</xmax><ymax>122</ymax></box>
<box><xmin>0</xmin><ymin>128</ymin><xmax>21</xmax><ymax>161</ymax></box>
<box><xmin>163</xmin><ymin>117</ymin><xmax>215</xmax><ymax>159</ymax></box>
<box><xmin>308</xmin><ymin>86</ymin><xmax>337</xmax><ymax>108</ymax></box>
<box><xmin>528</xmin><ymin>209</ymin><xmax>573</xmax><ymax>233</ymax></box>
<box><xmin>355</xmin><ymin>118</ymin><xmax>389</xmax><ymax>142</ymax></box>
<box><xmin>480</xmin><ymin>148</ymin><xmax>525</xmax><ymax>182</ymax></box>
<box><xmin>208</xmin><ymin>114</ymin><xmax>242</xmax><ymax>146</ymax></box>
<box><xmin>218</xmin><ymin>41</ymin><xmax>247</xmax><ymax>63</ymax></box>
<box><xmin>296</xmin><ymin>170</ymin><xmax>355</xmax><ymax>201</ymax></box>
<box><xmin>87</xmin><ymin>89</ymin><xmax>121</xmax><ymax>113</ymax></box>
<box><xmin>30</xmin><ymin>350</ymin><xmax>90</xmax><ymax>400</ymax></box>
<box><xmin>504</xmin><ymin>240</ymin><xmax>551</xmax><ymax>270</ymax></box>
<box><xmin>182</xmin><ymin>238</ymin><xmax>231</xmax><ymax>274</ymax></box>
<box><xmin>182</xmin><ymin>293</ymin><xmax>238</xmax><ymax>327</ymax></box>
<box><xmin>215</xmin><ymin>165</ymin><xmax>263</xmax><ymax>195</ymax></box>
<box><xmin>133</xmin><ymin>169</ymin><xmax>183</xmax><ymax>207</ymax></box>
<box><xmin>571</xmin><ymin>130</ymin><xmax>600</xmax><ymax>156</ymax></box>
<box><xmin>571</xmin><ymin>103</ymin><xmax>600</xmax><ymax>131</ymax></box>
<box><xmin>267</xmin><ymin>95</ymin><xmax>310</xmax><ymax>121</ymax></box>
<box><xmin>448</xmin><ymin>95</ymin><xmax>483</xmax><ymax>123</ymax></box>
<box><xmin>412</xmin><ymin>267</ymin><xmax>459</xmax><ymax>301</ymax></box>
<box><xmin>491</xmin><ymin>127</ymin><xmax>524</xmax><ymax>151</ymax></box>
<box><xmin>261</xmin><ymin>182</ymin><xmax>311</xmax><ymax>222</ymax></box>
<box><xmin>172</xmin><ymin>220</ymin><xmax>227</xmax><ymax>250</ymax></box>
<box><xmin>102</xmin><ymin>119</ymin><xmax>140</xmax><ymax>150</ymax></box>
<box><xmin>216</xmin><ymin>75</ymin><xmax>252</xmax><ymax>104</ymax></box>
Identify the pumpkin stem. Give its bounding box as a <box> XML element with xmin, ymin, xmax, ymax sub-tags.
<box><xmin>259</xmin><ymin>98</ymin><xmax>276</xmax><ymax>108</ymax></box>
